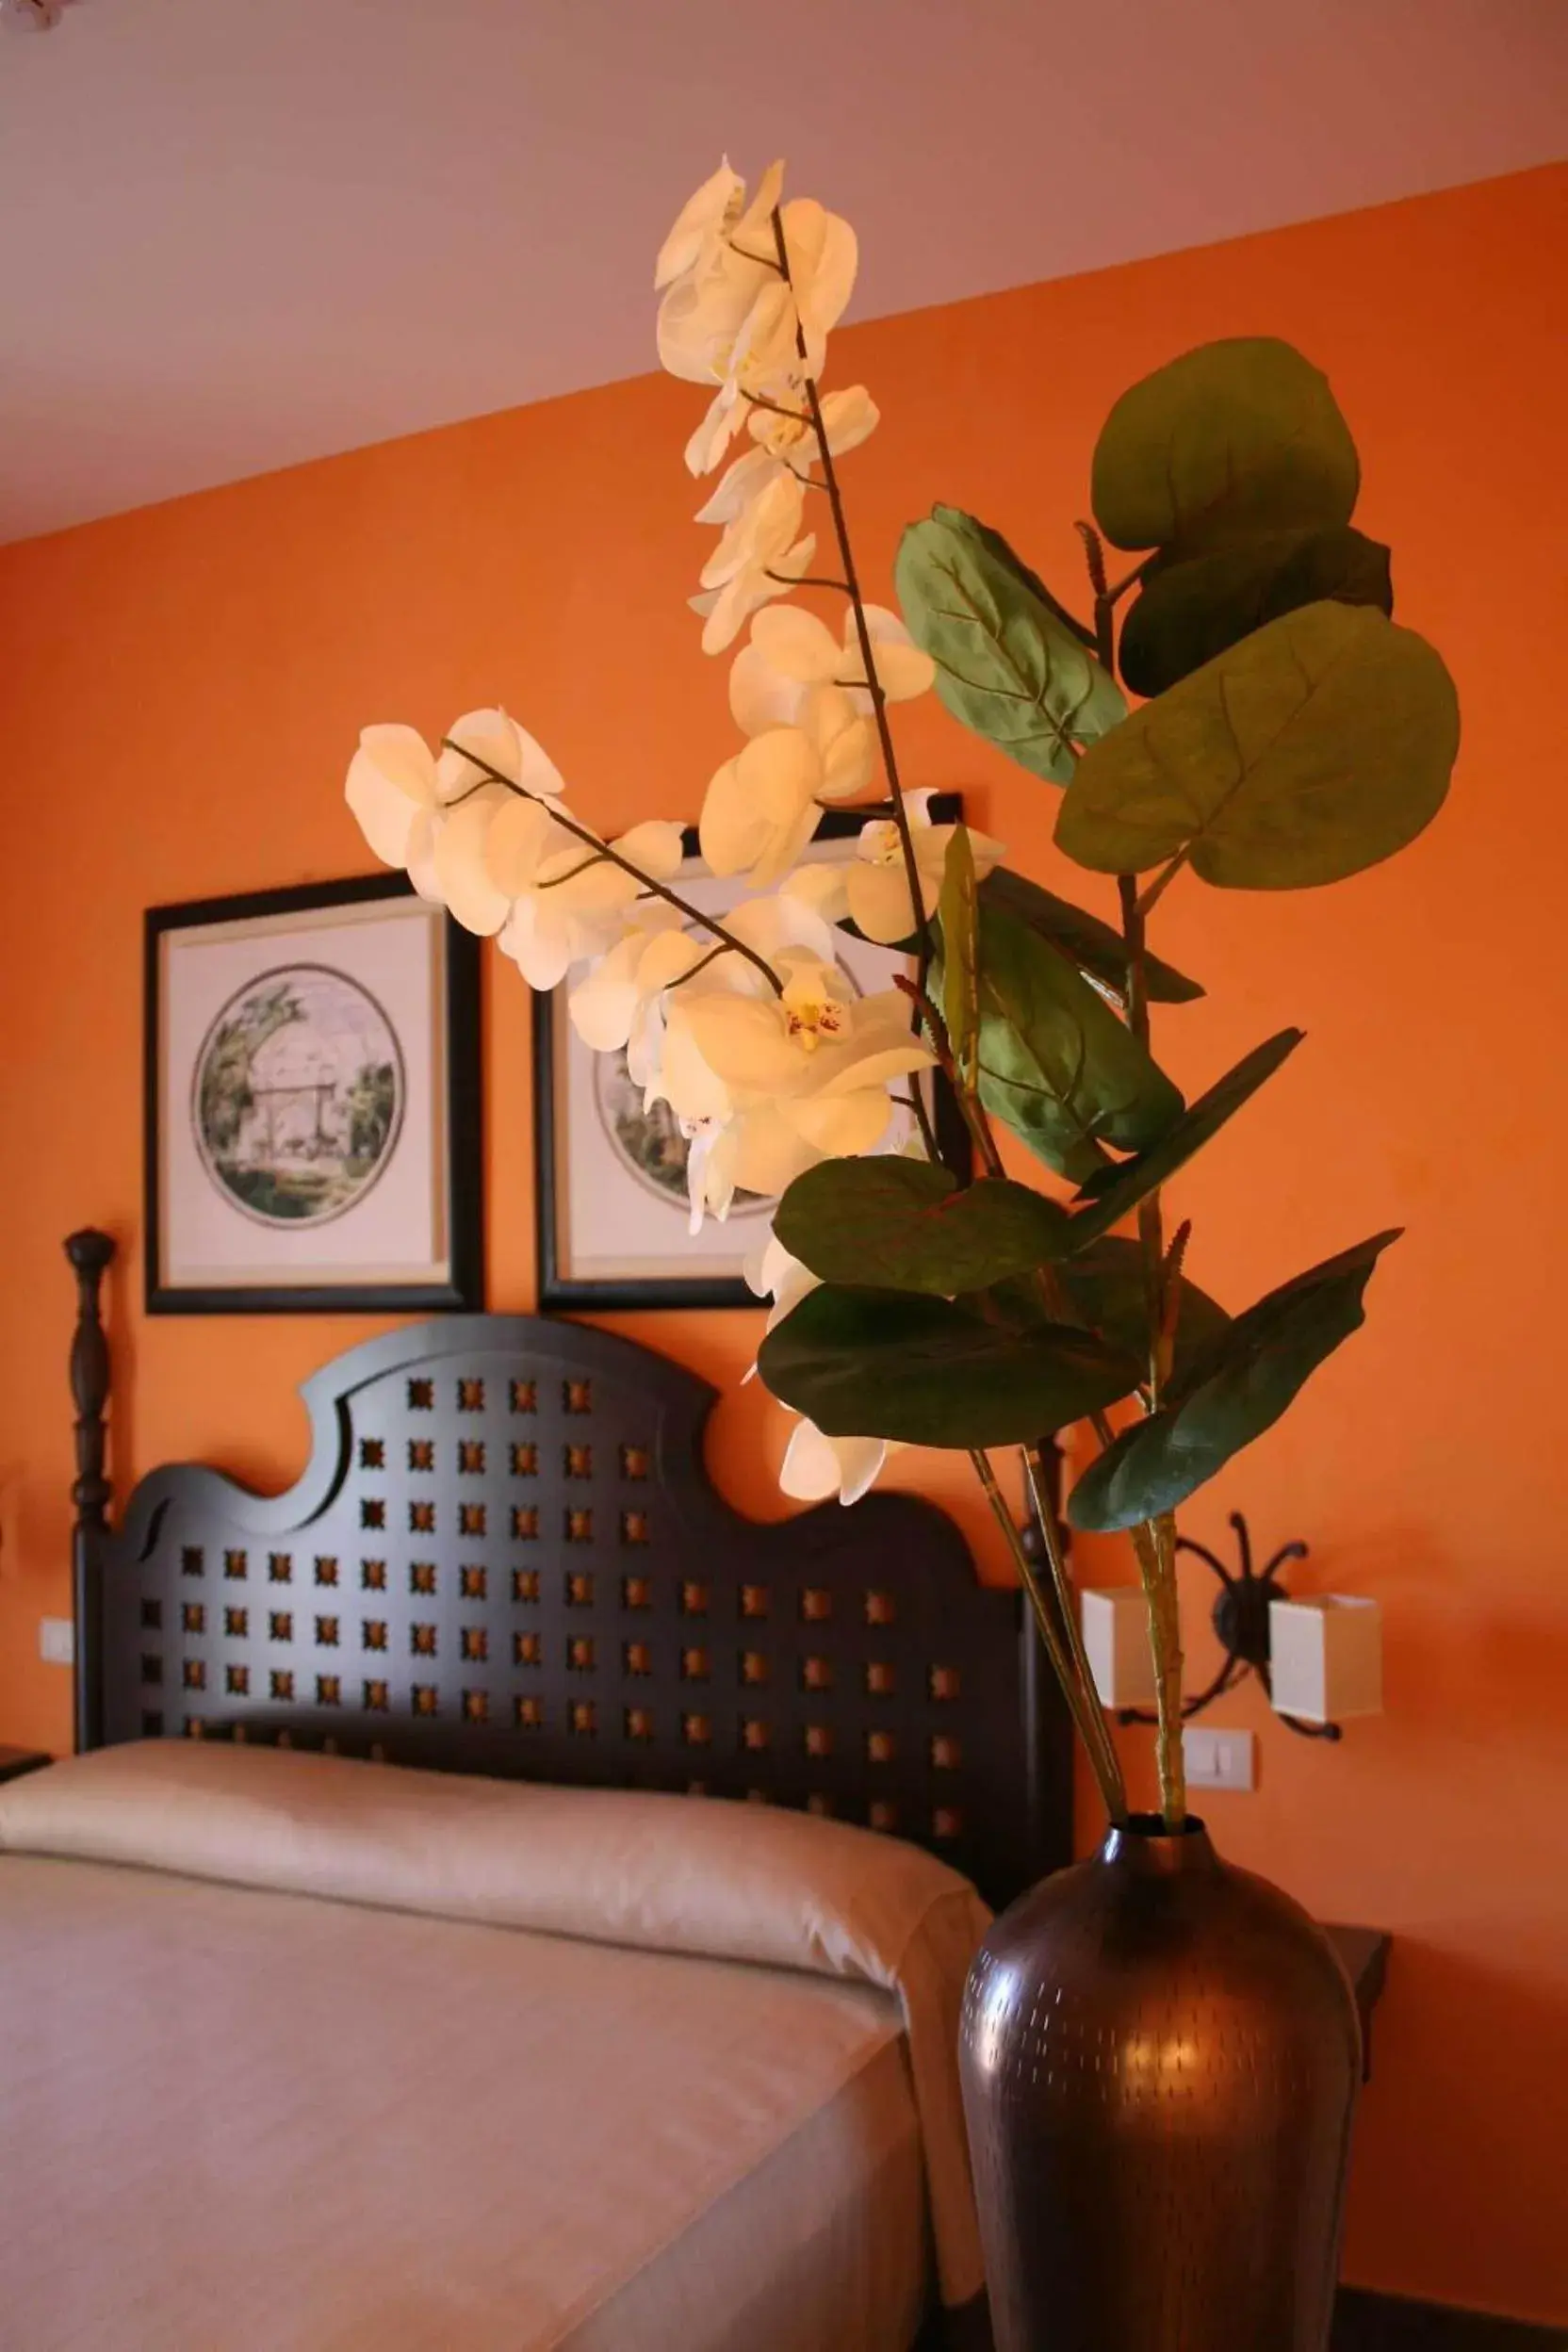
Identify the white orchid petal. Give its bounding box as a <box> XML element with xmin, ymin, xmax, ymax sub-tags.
<box><xmin>699</xmin><ymin>755</ymin><xmax>770</xmax><ymax>877</ymax></box>
<box><xmin>680</xmin><ymin>994</ymin><xmax>801</xmax><ymax>1096</ymax></box>
<box><xmin>433</xmin><ymin>787</ymin><xmax>514</xmax><ymax>935</ymax></box>
<box><xmin>694</xmin><ymin>445</ymin><xmax>780</xmax><ymax>526</ymax></box>
<box><xmin>846</xmin><ymin>859</ymin><xmax>922</xmax><ymax>945</ymax></box>
<box><xmin>780</xmin><ymin>1086</ymin><xmax>897</xmax><ymax>1155</ymax></box>
<box><xmin>728</xmin><ymin>1105</ymin><xmax>824</xmax><ymax>1198</ymax></box>
<box><xmin>729</xmin><ymin>642</ymin><xmax>804</xmax><ymax>736</ymax></box>
<box><xmin>356</xmin><ymin>723</ymin><xmax>439</xmax><ymax>807</ymax></box>
<box><xmin>817</xmin><ymin>385</ymin><xmax>880</xmax><ymax>457</ymax></box>
<box><xmin>346</xmin><ymin>752</ymin><xmax>423</xmax><ymax>869</ymax></box>
<box><xmin>749</xmin><ymin>604</ymin><xmax>841</xmax><ymax>684</ymax></box>
<box><xmin>654</xmin><ymin>158</ymin><xmax>743</xmax><ymax>290</ymax></box>
<box><xmin>612</xmin><ymin>819</ymin><xmax>687</xmax><ymax>880</ymax></box>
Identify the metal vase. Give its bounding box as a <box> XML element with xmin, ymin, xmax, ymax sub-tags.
<box><xmin>960</xmin><ymin>1817</ymin><xmax>1361</xmax><ymax>2352</ymax></box>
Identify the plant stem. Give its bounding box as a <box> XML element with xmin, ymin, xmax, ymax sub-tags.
<box><xmin>1022</xmin><ymin>1445</ymin><xmax>1129</xmax><ymax>1821</ymax></box>
<box><xmin>1118</xmin><ymin>869</ymin><xmax>1187</xmax><ymax>1825</ymax></box>
<box><xmin>766</xmin><ymin>205</ymin><xmax>947</xmax><ymax>1176</ymax></box>
<box><xmin>971</xmin><ymin>1446</ymin><xmax>1127</xmax><ymax>1826</ymax></box>
<box><xmin>439</xmin><ymin>741</ymin><xmax>785</xmax><ymax>999</ymax></box>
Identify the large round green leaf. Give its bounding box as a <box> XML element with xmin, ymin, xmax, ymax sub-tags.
<box><xmin>980</xmin><ymin>868</ymin><xmax>1204</xmax><ymax>1005</ymax></box>
<box><xmin>773</xmin><ymin>1159</ymin><xmax>1070</xmax><ymax>1296</ymax></box>
<box><xmin>1055</xmin><ymin>602</ymin><xmax>1460</xmax><ymax>889</ymax></box>
<box><xmin>1065</xmin><ymin>1029</ymin><xmax>1304</xmax><ymax>1251</ymax></box>
<box><xmin>895</xmin><ymin>506</ymin><xmax>1126</xmax><ymax>783</ymax></box>
<box><xmin>969</xmin><ymin>903</ymin><xmax>1184</xmax><ymax>1184</ymax></box>
<box><xmin>1066</xmin><ymin>1230</ymin><xmax>1399</xmax><ymax>1531</ymax></box>
<box><xmin>1091</xmin><ymin>337</ymin><xmax>1361</xmax><ymax>553</ymax></box>
<box><xmin>1119</xmin><ymin>526</ymin><xmax>1394</xmax><ymax>699</ymax></box>
<box><xmin>758</xmin><ymin>1285</ymin><xmax>1141</xmax><ymax>1447</ymax></box>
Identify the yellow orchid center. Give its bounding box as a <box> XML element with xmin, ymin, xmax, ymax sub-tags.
<box><xmin>782</xmin><ymin>970</ymin><xmax>850</xmax><ymax>1054</ymax></box>
<box><xmin>858</xmin><ymin>819</ymin><xmax>904</xmax><ymax>868</ymax></box>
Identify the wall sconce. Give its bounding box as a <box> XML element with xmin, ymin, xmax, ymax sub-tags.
<box><xmin>1079</xmin><ymin>1512</ymin><xmax>1382</xmax><ymax>1742</ymax></box>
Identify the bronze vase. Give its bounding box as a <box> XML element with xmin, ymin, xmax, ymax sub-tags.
<box><xmin>959</xmin><ymin>1816</ymin><xmax>1361</xmax><ymax>2352</ymax></box>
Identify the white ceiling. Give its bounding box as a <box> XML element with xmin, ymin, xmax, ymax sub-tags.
<box><xmin>2</xmin><ymin>0</ymin><xmax>1563</xmax><ymax>544</ymax></box>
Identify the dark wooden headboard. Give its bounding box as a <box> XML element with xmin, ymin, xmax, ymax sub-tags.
<box><xmin>65</xmin><ymin>1231</ymin><xmax>1070</xmax><ymax>1909</ymax></box>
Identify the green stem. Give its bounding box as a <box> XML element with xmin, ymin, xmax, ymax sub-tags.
<box><xmin>1023</xmin><ymin>1445</ymin><xmax>1129</xmax><ymax>1822</ymax></box>
<box><xmin>1118</xmin><ymin>869</ymin><xmax>1186</xmax><ymax>1826</ymax></box>
<box><xmin>972</xmin><ymin>1447</ymin><xmax>1127</xmax><ymax>1826</ymax></box>
<box><xmin>439</xmin><ymin>742</ymin><xmax>785</xmax><ymax>999</ymax></box>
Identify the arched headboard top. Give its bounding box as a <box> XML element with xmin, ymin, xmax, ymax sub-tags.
<box><xmin>68</xmin><ymin>1246</ymin><xmax>1069</xmax><ymax>1908</ymax></box>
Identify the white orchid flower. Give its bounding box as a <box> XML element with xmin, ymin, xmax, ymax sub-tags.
<box><xmin>691</xmin><ymin>473</ymin><xmax>818</xmax><ymax>656</ymax></box>
<box><xmin>733</xmin><ymin>602</ymin><xmax>935</xmax><ymax>726</ymax></box>
<box><xmin>739</xmin><ymin>1227</ymin><xmax>899</xmax><ymax>1506</ymax></box>
<box><xmin>776</xmin><ymin>198</ymin><xmax>858</xmax><ymax>374</ymax></box>
<box><xmin>666</xmin><ymin>950</ymin><xmax>933</xmax><ymax>1132</ymax></box>
<box><xmin>780</xmin><ymin>1420</ymin><xmax>897</xmax><ymax>1508</ymax></box>
<box><xmin>566</xmin><ymin>907</ymin><xmax>696</xmax><ymax>1057</ymax></box>
<box><xmin>848</xmin><ymin>796</ymin><xmax>1008</xmax><ymax>946</ymax></box>
<box><xmin>699</xmin><ymin>685</ymin><xmax>874</xmax><ymax>887</ymax></box>
<box><xmin>489</xmin><ymin>814</ymin><xmax>685</xmax><ymax>991</ymax></box>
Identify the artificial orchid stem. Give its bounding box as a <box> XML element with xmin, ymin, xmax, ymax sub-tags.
<box><xmin>972</xmin><ymin>1448</ymin><xmax>1128</xmax><ymax>1828</ymax></box>
<box><xmin>439</xmin><ymin>741</ymin><xmax>786</xmax><ymax>999</ymax></box>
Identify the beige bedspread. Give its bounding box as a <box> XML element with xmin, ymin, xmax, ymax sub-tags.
<box><xmin>0</xmin><ymin>1744</ymin><xmax>992</xmax><ymax>2352</ymax></box>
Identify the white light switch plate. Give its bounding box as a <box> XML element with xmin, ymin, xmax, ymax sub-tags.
<box><xmin>38</xmin><ymin>1616</ymin><xmax>74</xmax><ymax>1667</ymax></box>
<box><xmin>1184</xmin><ymin>1724</ymin><xmax>1254</xmax><ymax>1791</ymax></box>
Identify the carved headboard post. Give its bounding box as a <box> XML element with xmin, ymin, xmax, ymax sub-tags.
<box><xmin>64</xmin><ymin>1228</ymin><xmax>115</xmax><ymax>1755</ymax></box>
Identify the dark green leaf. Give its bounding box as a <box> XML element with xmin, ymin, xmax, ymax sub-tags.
<box><xmin>1055</xmin><ymin>602</ymin><xmax>1460</xmax><ymax>889</ymax></box>
<box><xmin>1119</xmin><ymin>526</ymin><xmax>1394</xmax><ymax>699</ymax></box>
<box><xmin>963</xmin><ymin>1239</ymin><xmax>1230</xmax><ymax>1390</ymax></box>
<box><xmin>895</xmin><ymin>505</ymin><xmax>1126</xmax><ymax>783</ymax></box>
<box><xmin>1054</xmin><ymin>1237</ymin><xmax>1233</xmax><ymax>1388</ymax></box>
<box><xmin>1065</xmin><ymin>1030</ymin><xmax>1304</xmax><ymax>1250</ymax></box>
<box><xmin>1067</xmin><ymin>1232</ymin><xmax>1400</xmax><ymax>1530</ymax></box>
<box><xmin>971</xmin><ymin>903</ymin><xmax>1184</xmax><ymax>1184</ymax></box>
<box><xmin>939</xmin><ymin>827</ymin><xmax>981</xmax><ymax>1092</ymax></box>
<box><xmin>981</xmin><ymin>867</ymin><xmax>1204</xmax><ymax>1005</ymax></box>
<box><xmin>1091</xmin><ymin>337</ymin><xmax>1361</xmax><ymax>553</ymax></box>
<box><xmin>773</xmin><ymin>1158</ymin><xmax>1070</xmax><ymax>1295</ymax></box>
<box><xmin>759</xmin><ymin>1285</ymin><xmax>1141</xmax><ymax>1447</ymax></box>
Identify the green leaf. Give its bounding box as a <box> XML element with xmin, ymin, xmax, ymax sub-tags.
<box><xmin>1119</xmin><ymin>526</ymin><xmax>1394</xmax><ymax>699</ymax></box>
<box><xmin>773</xmin><ymin>1158</ymin><xmax>1070</xmax><ymax>1296</ymax></box>
<box><xmin>1055</xmin><ymin>602</ymin><xmax>1460</xmax><ymax>890</ymax></box>
<box><xmin>1067</xmin><ymin>1231</ymin><xmax>1400</xmax><ymax>1530</ymax></box>
<box><xmin>964</xmin><ymin>1239</ymin><xmax>1230</xmax><ymax>1391</ymax></box>
<box><xmin>758</xmin><ymin>1285</ymin><xmax>1141</xmax><ymax>1448</ymax></box>
<box><xmin>941</xmin><ymin>511</ymin><xmax>1098</xmax><ymax>650</ymax></box>
<box><xmin>980</xmin><ymin>867</ymin><xmax>1204</xmax><ymax>1005</ymax></box>
<box><xmin>939</xmin><ymin>827</ymin><xmax>981</xmax><ymax>1093</ymax></box>
<box><xmin>1054</xmin><ymin>1237</ymin><xmax>1233</xmax><ymax>1388</ymax></box>
<box><xmin>1065</xmin><ymin>1029</ymin><xmax>1304</xmax><ymax>1250</ymax></box>
<box><xmin>895</xmin><ymin>505</ymin><xmax>1127</xmax><ymax>783</ymax></box>
<box><xmin>971</xmin><ymin>903</ymin><xmax>1184</xmax><ymax>1184</ymax></box>
<box><xmin>1091</xmin><ymin>337</ymin><xmax>1361</xmax><ymax>553</ymax></box>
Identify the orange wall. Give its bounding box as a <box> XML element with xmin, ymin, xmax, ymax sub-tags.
<box><xmin>2</xmin><ymin>165</ymin><xmax>1564</xmax><ymax>2323</ymax></box>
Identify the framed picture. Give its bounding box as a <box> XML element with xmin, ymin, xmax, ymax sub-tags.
<box><xmin>145</xmin><ymin>874</ymin><xmax>482</xmax><ymax>1315</ymax></box>
<box><xmin>534</xmin><ymin>799</ymin><xmax>964</xmax><ymax>1311</ymax></box>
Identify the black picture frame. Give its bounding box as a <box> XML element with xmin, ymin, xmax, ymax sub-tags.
<box><xmin>534</xmin><ymin>797</ymin><xmax>967</xmax><ymax>1312</ymax></box>
<box><xmin>145</xmin><ymin>873</ymin><xmax>482</xmax><ymax>1315</ymax></box>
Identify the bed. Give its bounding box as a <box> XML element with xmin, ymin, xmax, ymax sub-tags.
<box><xmin>0</xmin><ymin>1232</ymin><xmax>1074</xmax><ymax>2351</ymax></box>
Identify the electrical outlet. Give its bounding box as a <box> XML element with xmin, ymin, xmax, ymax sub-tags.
<box><xmin>1184</xmin><ymin>1724</ymin><xmax>1254</xmax><ymax>1792</ymax></box>
<box><xmin>38</xmin><ymin>1616</ymin><xmax>74</xmax><ymax>1668</ymax></box>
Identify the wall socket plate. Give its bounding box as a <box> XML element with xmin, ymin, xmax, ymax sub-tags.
<box><xmin>1183</xmin><ymin>1724</ymin><xmax>1255</xmax><ymax>1792</ymax></box>
<box><xmin>38</xmin><ymin>1616</ymin><xmax>74</xmax><ymax>1668</ymax></box>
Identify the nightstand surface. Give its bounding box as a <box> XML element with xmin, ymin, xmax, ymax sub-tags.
<box><xmin>0</xmin><ymin>1745</ymin><xmax>52</xmax><ymax>1786</ymax></box>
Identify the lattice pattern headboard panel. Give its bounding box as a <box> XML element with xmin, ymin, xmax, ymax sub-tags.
<box><xmin>88</xmin><ymin>1315</ymin><xmax>1068</xmax><ymax>1907</ymax></box>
